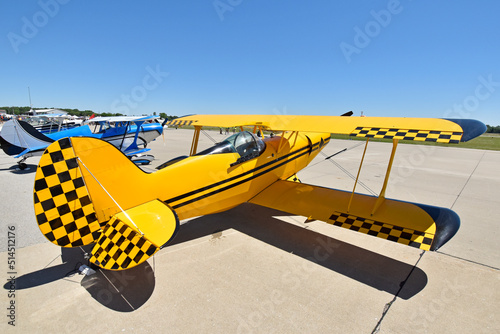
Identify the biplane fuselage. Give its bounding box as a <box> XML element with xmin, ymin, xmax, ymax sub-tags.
<box><xmin>162</xmin><ymin>132</ymin><xmax>330</xmax><ymax>220</ymax></box>
<box><xmin>79</xmin><ymin>131</ymin><xmax>330</xmax><ymax>224</ymax></box>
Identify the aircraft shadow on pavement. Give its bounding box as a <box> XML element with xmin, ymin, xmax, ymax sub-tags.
<box><xmin>0</xmin><ymin>163</ymin><xmax>38</xmax><ymax>174</ymax></box>
<box><xmin>3</xmin><ymin>246</ymin><xmax>92</xmax><ymax>290</ymax></box>
<box><xmin>171</xmin><ymin>203</ymin><xmax>427</xmax><ymax>300</ymax></box>
<box><xmin>4</xmin><ymin>203</ymin><xmax>426</xmax><ymax>312</ymax></box>
<box><xmin>81</xmin><ymin>261</ymin><xmax>156</xmax><ymax>312</ymax></box>
<box><xmin>3</xmin><ymin>244</ymin><xmax>156</xmax><ymax>312</ymax></box>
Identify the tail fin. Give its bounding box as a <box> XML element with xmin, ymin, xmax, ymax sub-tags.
<box><xmin>33</xmin><ymin>137</ymin><xmax>179</xmax><ymax>270</ymax></box>
<box><xmin>34</xmin><ymin>137</ymin><xmax>101</xmax><ymax>247</ymax></box>
<box><xmin>0</xmin><ymin>119</ymin><xmax>53</xmax><ymax>156</ymax></box>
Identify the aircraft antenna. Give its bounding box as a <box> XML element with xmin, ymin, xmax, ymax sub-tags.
<box><xmin>28</xmin><ymin>86</ymin><xmax>33</xmax><ymax>110</ymax></box>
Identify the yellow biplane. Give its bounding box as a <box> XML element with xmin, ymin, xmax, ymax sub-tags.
<box><xmin>32</xmin><ymin>114</ymin><xmax>486</xmax><ymax>271</ymax></box>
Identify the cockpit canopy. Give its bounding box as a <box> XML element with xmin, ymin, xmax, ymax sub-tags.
<box><xmin>196</xmin><ymin>131</ymin><xmax>266</xmax><ymax>160</ymax></box>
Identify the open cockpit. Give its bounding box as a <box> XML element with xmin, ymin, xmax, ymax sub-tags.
<box><xmin>156</xmin><ymin>131</ymin><xmax>266</xmax><ymax>170</ymax></box>
<box><xmin>196</xmin><ymin>131</ymin><xmax>265</xmax><ymax>158</ymax></box>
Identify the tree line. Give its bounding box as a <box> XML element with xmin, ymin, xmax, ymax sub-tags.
<box><xmin>486</xmin><ymin>125</ymin><xmax>500</xmax><ymax>133</ymax></box>
<box><xmin>0</xmin><ymin>106</ymin><xmax>177</xmax><ymax>120</ymax></box>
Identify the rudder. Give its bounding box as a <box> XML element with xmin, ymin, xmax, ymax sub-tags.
<box><xmin>34</xmin><ymin>137</ymin><xmax>101</xmax><ymax>247</ymax></box>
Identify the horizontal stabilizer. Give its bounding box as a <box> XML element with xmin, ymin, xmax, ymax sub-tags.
<box><xmin>249</xmin><ymin>180</ymin><xmax>460</xmax><ymax>251</ymax></box>
<box><xmin>90</xmin><ymin>200</ymin><xmax>179</xmax><ymax>270</ymax></box>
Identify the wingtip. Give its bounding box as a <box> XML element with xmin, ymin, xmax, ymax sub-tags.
<box><xmin>444</xmin><ymin>118</ymin><xmax>487</xmax><ymax>142</ymax></box>
<box><xmin>416</xmin><ymin>203</ymin><xmax>461</xmax><ymax>251</ymax></box>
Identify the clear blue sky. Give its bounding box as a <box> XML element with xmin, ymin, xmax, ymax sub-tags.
<box><xmin>1</xmin><ymin>1</ymin><xmax>499</xmax><ymax>125</ymax></box>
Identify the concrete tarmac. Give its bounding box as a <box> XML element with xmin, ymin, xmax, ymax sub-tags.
<box><xmin>0</xmin><ymin>128</ymin><xmax>499</xmax><ymax>333</ymax></box>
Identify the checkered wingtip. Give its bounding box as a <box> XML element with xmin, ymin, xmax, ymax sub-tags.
<box><xmin>328</xmin><ymin>211</ymin><xmax>433</xmax><ymax>251</ymax></box>
<box><xmin>165</xmin><ymin>119</ymin><xmax>194</xmax><ymax>127</ymax></box>
<box><xmin>350</xmin><ymin>127</ymin><xmax>462</xmax><ymax>144</ymax></box>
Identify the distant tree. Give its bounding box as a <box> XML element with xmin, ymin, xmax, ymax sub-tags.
<box><xmin>2</xmin><ymin>106</ymin><xmax>178</xmax><ymax>119</ymax></box>
<box><xmin>486</xmin><ymin>125</ymin><xmax>500</xmax><ymax>133</ymax></box>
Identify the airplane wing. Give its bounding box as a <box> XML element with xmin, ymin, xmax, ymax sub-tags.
<box><xmin>249</xmin><ymin>180</ymin><xmax>459</xmax><ymax>251</ymax></box>
<box><xmin>165</xmin><ymin>114</ymin><xmax>486</xmax><ymax>143</ymax></box>
<box><xmin>86</xmin><ymin>115</ymin><xmax>159</xmax><ymax>124</ymax></box>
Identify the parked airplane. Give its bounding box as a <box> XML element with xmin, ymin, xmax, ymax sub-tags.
<box><xmin>31</xmin><ymin>114</ymin><xmax>486</xmax><ymax>271</ymax></box>
<box><xmin>25</xmin><ymin>114</ymin><xmax>82</xmax><ymax>134</ymax></box>
<box><xmin>0</xmin><ymin>115</ymin><xmax>162</xmax><ymax>169</ymax></box>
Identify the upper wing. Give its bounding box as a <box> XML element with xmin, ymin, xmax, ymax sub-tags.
<box><xmin>249</xmin><ymin>180</ymin><xmax>459</xmax><ymax>251</ymax></box>
<box><xmin>87</xmin><ymin>115</ymin><xmax>159</xmax><ymax>123</ymax></box>
<box><xmin>165</xmin><ymin>114</ymin><xmax>486</xmax><ymax>143</ymax></box>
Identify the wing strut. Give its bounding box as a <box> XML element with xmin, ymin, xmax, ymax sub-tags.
<box><xmin>252</xmin><ymin>125</ymin><xmax>265</xmax><ymax>138</ymax></box>
<box><xmin>190</xmin><ymin>126</ymin><xmax>201</xmax><ymax>156</ymax></box>
<box><xmin>347</xmin><ymin>138</ymin><xmax>370</xmax><ymax>212</ymax></box>
<box><xmin>118</xmin><ymin>121</ymin><xmax>131</xmax><ymax>150</ymax></box>
<box><xmin>371</xmin><ymin>139</ymin><xmax>399</xmax><ymax>215</ymax></box>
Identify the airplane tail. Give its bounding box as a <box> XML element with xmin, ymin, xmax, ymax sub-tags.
<box><xmin>0</xmin><ymin>119</ymin><xmax>54</xmax><ymax>156</ymax></box>
<box><xmin>0</xmin><ymin>135</ymin><xmax>25</xmax><ymax>156</ymax></box>
<box><xmin>33</xmin><ymin>137</ymin><xmax>179</xmax><ymax>271</ymax></box>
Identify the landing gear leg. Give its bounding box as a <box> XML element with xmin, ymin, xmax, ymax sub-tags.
<box><xmin>17</xmin><ymin>156</ymin><xmax>28</xmax><ymax>170</ymax></box>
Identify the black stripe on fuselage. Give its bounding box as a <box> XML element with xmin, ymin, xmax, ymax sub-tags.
<box><xmin>165</xmin><ymin>138</ymin><xmax>329</xmax><ymax>209</ymax></box>
<box><xmin>165</xmin><ymin>141</ymin><xmax>317</xmax><ymax>205</ymax></box>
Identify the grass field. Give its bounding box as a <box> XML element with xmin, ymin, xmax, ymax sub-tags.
<box><xmin>331</xmin><ymin>133</ymin><xmax>500</xmax><ymax>151</ymax></box>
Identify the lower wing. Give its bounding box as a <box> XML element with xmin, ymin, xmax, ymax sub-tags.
<box><xmin>249</xmin><ymin>180</ymin><xmax>459</xmax><ymax>251</ymax></box>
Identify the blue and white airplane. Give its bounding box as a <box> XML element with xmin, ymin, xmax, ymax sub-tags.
<box><xmin>0</xmin><ymin>115</ymin><xmax>163</xmax><ymax>169</ymax></box>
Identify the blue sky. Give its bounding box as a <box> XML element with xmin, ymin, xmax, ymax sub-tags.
<box><xmin>1</xmin><ymin>0</ymin><xmax>499</xmax><ymax>125</ymax></box>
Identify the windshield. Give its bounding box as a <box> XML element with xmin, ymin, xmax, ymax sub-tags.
<box><xmin>196</xmin><ymin>131</ymin><xmax>266</xmax><ymax>158</ymax></box>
